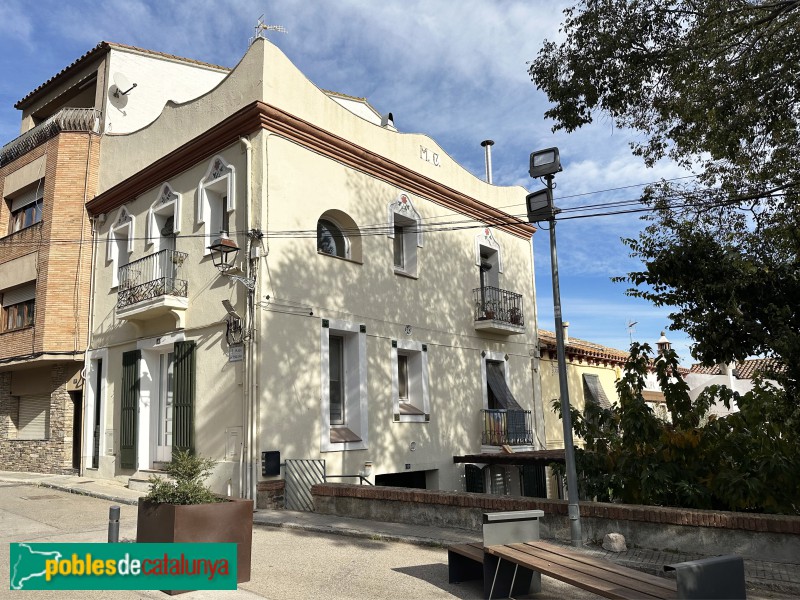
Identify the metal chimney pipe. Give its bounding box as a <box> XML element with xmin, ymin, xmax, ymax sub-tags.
<box><xmin>481</xmin><ymin>140</ymin><xmax>495</xmax><ymax>184</ymax></box>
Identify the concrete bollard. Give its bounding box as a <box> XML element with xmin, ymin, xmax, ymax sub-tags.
<box><xmin>108</xmin><ymin>505</ymin><xmax>120</xmax><ymax>543</ymax></box>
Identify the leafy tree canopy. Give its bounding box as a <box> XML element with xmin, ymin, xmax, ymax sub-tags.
<box><xmin>530</xmin><ymin>1</ymin><xmax>799</xmax><ymax>394</ymax></box>
<box><xmin>552</xmin><ymin>344</ymin><xmax>799</xmax><ymax>514</ymax></box>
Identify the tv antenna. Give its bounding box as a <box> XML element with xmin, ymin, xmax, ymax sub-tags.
<box><xmin>250</xmin><ymin>14</ymin><xmax>287</xmax><ymax>45</ymax></box>
<box><xmin>627</xmin><ymin>320</ymin><xmax>638</xmax><ymax>343</ymax></box>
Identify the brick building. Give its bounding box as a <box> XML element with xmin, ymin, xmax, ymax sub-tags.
<box><xmin>0</xmin><ymin>42</ymin><xmax>227</xmax><ymax>473</ymax></box>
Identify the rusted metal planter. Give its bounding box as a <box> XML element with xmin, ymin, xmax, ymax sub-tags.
<box><xmin>136</xmin><ymin>497</ymin><xmax>253</xmax><ymax>594</ymax></box>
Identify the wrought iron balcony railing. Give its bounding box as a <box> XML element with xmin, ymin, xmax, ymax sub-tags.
<box><xmin>473</xmin><ymin>285</ymin><xmax>524</xmax><ymax>327</ymax></box>
<box><xmin>481</xmin><ymin>409</ymin><xmax>533</xmax><ymax>446</ymax></box>
<box><xmin>0</xmin><ymin>108</ymin><xmax>102</xmax><ymax>166</ymax></box>
<box><xmin>118</xmin><ymin>249</ymin><xmax>188</xmax><ymax>309</ymax></box>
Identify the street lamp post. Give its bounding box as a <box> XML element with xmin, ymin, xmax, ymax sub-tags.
<box><xmin>527</xmin><ymin>148</ymin><xmax>582</xmax><ymax>547</ymax></box>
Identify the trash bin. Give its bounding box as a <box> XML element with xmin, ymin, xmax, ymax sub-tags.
<box><xmin>664</xmin><ymin>555</ymin><xmax>746</xmax><ymax>599</ymax></box>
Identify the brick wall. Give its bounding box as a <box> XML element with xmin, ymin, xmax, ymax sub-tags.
<box><xmin>312</xmin><ymin>483</ymin><xmax>800</xmax><ymax>536</ymax></box>
<box><xmin>0</xmin><ymin>132</ymin><xmax>99</xmax><ymax>361</ymax></box>
<box><xmin>257</xmin><ymin>480</ymin><xmax>285</xmax><ymax>510</ymax></box>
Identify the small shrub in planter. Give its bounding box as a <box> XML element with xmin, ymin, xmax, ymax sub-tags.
<box><xmin>143</xmin><ymin>450</ymin><xmax>222</xmax><ymax>505</ymax></box>
<box><xmin>137</xmin><ymin>450</ymin><xmax>252</xmax><ymax>593</ymax></box>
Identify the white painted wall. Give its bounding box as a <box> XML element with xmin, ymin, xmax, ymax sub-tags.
<box><xmin>103</xmin><ymin>48</ymin><xmax>227</xmax><ymax>134</ymax></box>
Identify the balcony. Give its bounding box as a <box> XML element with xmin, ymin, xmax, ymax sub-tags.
<box><xmin>473</xmin><ymin>286</ymin><xmax>524</xmax><ymax>335</ymax></box>
<box><xmin>481</xmin><ymin>409</ymin><xmax>533</xmax><ymax>447</ymax></box>
<box><xmin>117</xmin><ymin>250</ymin><xmax>188</xmax><ymax>327</ymax></box>
<box><xmin>0</xmin><ymin>108</ymin><xmax>102</xmax><ymax>167</ymax></box>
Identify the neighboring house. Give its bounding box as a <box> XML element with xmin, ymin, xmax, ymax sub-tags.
<box><xmin>76</xmin><ymin>37</ymin><xmax>543</xmax><ymax>504</ymax></box>
<box><xmin>537</xmin><ymin>324</ymin><xmax>628</xmax><ymax>449</ymax></box>
<box><xmin>685</xmin><ymin>358</ymin><xmax>782</xmax><ymax>418</ymax></box>
<box><xmin>0</xmin><ymin>42</ymin><xmax>230</xmax><ymax>474</ymax></box>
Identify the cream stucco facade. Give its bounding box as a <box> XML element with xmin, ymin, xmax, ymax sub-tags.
<box><xmin>83</xmin><ymin>38</ymin><xmax>545</xmax><ymax>500</ymax></box>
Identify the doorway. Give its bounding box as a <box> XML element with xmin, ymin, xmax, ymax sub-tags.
<box><xmin>152</xmin><ymin>351</ymin><xmax>174</xmax><ymax>464</ymax></box>
<box><xmin>70</xmin><ymin>391</ymin><xmax>82</xmax><ymax>470</ymax></box>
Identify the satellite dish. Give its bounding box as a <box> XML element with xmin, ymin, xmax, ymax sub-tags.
<box><xmin>112</xmin><ymin>72</ymin><xmax>137</xmax><ymax>97</ymax></box>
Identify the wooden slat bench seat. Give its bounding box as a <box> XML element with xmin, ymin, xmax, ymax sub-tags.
<box><xmin>447</xmin><ymin>542</ymin><xmax>484</xmax><ymax>583</ymax></box>
<box><xmin>485</xmin><ymin>541</ymin><xmax>678</xmax><ymax>600</ymax></box>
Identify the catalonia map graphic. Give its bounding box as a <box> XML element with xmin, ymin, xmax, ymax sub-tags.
<box><xmin>10</xmin><ymin>543</ymin><xmax>62</xmax><ymax>590</ymax></box>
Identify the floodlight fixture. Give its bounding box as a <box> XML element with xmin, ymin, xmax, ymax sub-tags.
<box><xmin>526</xmin><ymin>188</ymin><xmax>553</xmax><ymax>222</ymax></box>
<box><xmin>529</xmin><ymin>146</ymin><xmax>562</xmax><ymax>179</ymax></box>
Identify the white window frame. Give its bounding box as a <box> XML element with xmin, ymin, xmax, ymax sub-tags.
<box><xmin>146</xmin><ymin>183</ymin><xmax>181</xmax><ymax>249</ymax></box>
<box><xmin>391</xmin><ymin>339</ymin><xmax>430</xmax><ymax>423</ymax></box>
<box><xmin>197</xmin><ymin>156</ymin><xmax>235</xmax><ymax>255</ymax></box>
<box><xmin>320</xmin><ymin>319</ymin><xmax>368</xmax><ymax>452</ymax></box>
<box><xmin>474</xmin><ymin>228</ymin><xmax>504</xmax><ymax>273</ymax></box>
<box><xmin>107</xmin><ymin>206</ymin><xmax>134</xmax><ymax>288</ymax></box>
<box><xmin>388</xmin><ymin>193</ymin><xmax>423</xmax><ymax>277</ymax></box>
<box><xmin>83</xmin><ymin>348</ymin><xmax>108</xmax><ymax>469</ymax></box>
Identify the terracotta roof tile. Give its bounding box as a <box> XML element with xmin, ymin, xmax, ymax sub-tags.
<box><xmin>688</xmin><ymin>358</ymin><xmax>784</xmax><ymax>380</ymax></box>
<box><xmin>538</xmin><ymin>329</ymin><xmax>629</xmax><ymax>362</ymax></box>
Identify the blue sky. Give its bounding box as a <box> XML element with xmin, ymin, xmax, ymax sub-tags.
<box><xmin>0</xmin><ymin>0</ymin><xmax>693</xmax><ymax>362</ymax></box>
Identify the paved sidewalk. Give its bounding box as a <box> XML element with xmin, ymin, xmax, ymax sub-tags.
<box><xmin>3</xmin><ymin>470</ymin><xmax>798</xmax><ymax>596</ymax></box>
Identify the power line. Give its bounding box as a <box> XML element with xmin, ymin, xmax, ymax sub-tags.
<box><xmin>0</xmin><ymin>184</ymin><xmax>792</xmax><ymax>248</ymax></box>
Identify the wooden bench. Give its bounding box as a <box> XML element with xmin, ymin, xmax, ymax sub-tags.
<box><xmin>447</xmin><ymin>510</ymin><xmax>680</xmax><ymax>599</ymax></box>
<box><xmin>448</xmin><ymin>510</ymin><xmax>544</xmax><ymax>598</ymax></box>
<box><xmin>485</xmin><ymin>540</ymin><xmax>677</xmax><ymax>600</ymax></box>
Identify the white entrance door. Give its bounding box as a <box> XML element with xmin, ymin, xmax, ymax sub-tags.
<box><xmin>153</xmin><ymin>351</ymin><xmax>174</xmax><ymax>463</ymax></box>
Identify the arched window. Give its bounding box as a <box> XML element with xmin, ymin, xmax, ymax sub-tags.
<box><xmin>316</xmin><ymin>210</ymin><xmax>362</xmax><ymax>262</ymax></box>
<box><xmin>317</xmin><ymin>219</ymin><xmax>348</xmax><ymax>258</ymax></box>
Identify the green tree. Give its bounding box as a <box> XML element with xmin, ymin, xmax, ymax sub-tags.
<box><xmin>529</xmin><ymin>0</ymin><xmax>799</xmax><ymax>402</ymax></box>
<box><xmin>553</xmin><ymin>343</ymin><xmax>799</xmax><ymax>514</ymax></box>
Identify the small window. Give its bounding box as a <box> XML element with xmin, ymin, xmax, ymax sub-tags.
<box><xmin>2</xmin><ymin>282</ymin><xmax>36</xmax><ymax>332</ymax></box>
<box><xmin>329</xmin><ymin>335</ymin><xmax>345</xmax><ymax>425</ymax></box>
<box><xmin>108</xmin><ymin>207</ymin><xmax>134</xmax><ymax>288</ymax></box>
<box><xmin>388</xmin><ymin>193</ymin><xmax>422</xmax><ymax>277</ymax></box>
<box><xmin>198</xmin><ymin>156</ymin><xmax>235</xmax><ymax>253</ymax></box>
<box><xmin>321</xmin><ymin>320</ymin><xmax>368</xmax><ymax>451</ymax></box>
<box><xmin>6</xmin><ymin>181</ymin><xmax>44</xmax><ymax>234</ymax></box>
<box><xmin>397</xmin><ymin>354</ymin><xmax>409</xmax><ymax>400</ymax></box>
<box><xmin>393</xmin><ymin>225</ymin><xmax>405</xmax><ymax>269</ymax></box>
<box><xmin>392</xmin><ymin>340</ymin><xmax>430</xmax><ymax>422</ymax></box>
<box><xmin>318</xmin><ymin>219</ymin><xmax>348</xmax><ymax>258</ymax></box>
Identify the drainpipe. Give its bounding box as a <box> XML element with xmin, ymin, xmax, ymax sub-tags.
<box><xmin>239</xmin><ymin>136</ymin><xmax>253</xmax><ymax>499</ymax></box>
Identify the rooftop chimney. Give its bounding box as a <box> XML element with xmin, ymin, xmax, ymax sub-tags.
<box><xmin>656</xmin><ymin>331</ymin><xmax>671</xmax><ymax>355</ymax></box>
<box><xmin>562</xmin><ymin>321</ymin><xmax>570</xmax><ymax>344</ymax></box>
<box><xmin>481</xmin><ymin>139</ymin><xmax>494</xmax><ymax>184</ymax></box>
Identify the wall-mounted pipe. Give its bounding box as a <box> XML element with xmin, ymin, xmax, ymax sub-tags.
<box><xmin>481</xmin><ymin>139</ymin><xmax>495</xmax><ymax>184</ymax></box>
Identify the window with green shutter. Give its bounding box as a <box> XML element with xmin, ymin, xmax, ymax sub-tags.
<box><xmin>173</xmin><ymin>340</ymin><xmax>196</xmax><ymax>453</ymax></box>
<box><xmin>120</xmin><ymin>350</ymin><xmax>140</xmax><ymax>470</ymax></box>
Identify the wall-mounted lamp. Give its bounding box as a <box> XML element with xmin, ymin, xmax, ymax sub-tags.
<box><xmin>208</xmin><ymin>233</ymin><xmax>240</xmax><ymax>272</ymax></box>
<box><xmin>360</xmin><ymin>461</ymin><xmax>373</xmax><ymax>478</ymax></box>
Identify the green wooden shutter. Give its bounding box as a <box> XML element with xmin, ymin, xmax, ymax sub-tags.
<box><xmin>120</xmin><ymin>350</ymin><xmax>140</xmax><ymax>469</ymax></box>
<box><xmin>173</xmin><ymin>340</ymin><xmax>196</xmax><ymax>454</ymax></box>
